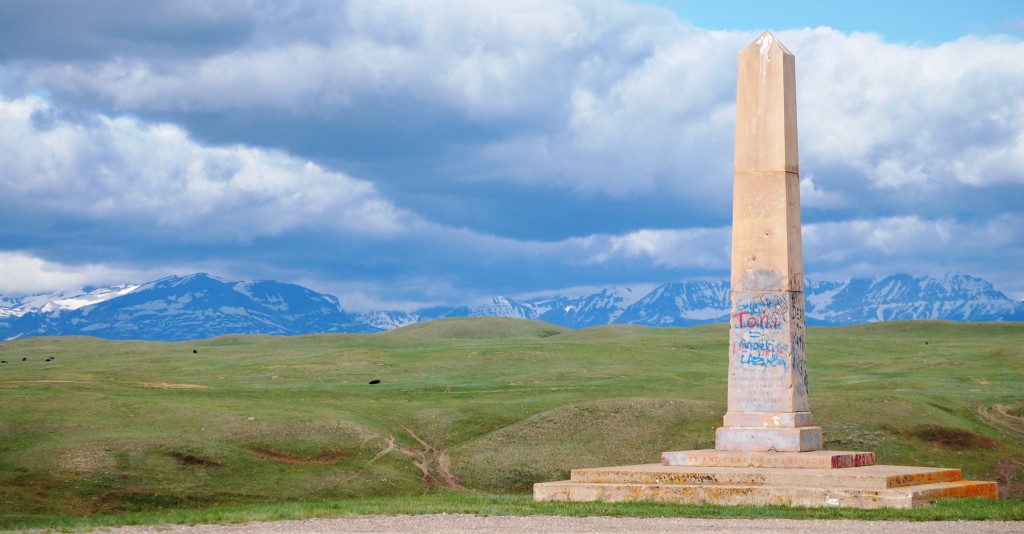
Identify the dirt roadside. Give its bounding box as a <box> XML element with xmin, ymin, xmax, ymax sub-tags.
<box><xmin>21</xmin><ymin>514</ymin><xmax>1023</xmax><ymax>533</ymax></box>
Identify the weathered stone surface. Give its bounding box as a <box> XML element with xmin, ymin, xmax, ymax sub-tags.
<box><xmin>661</xmin><ymin>449</ymin><xmax>875</xmax><ymax>469</ymax></box>
<box><xmin>534</xmin><ymin>479</ymin><xmax>997</xmax><ymax>509</ymax></box>
<box><xmin>722</xmin><ymin>411</ymin><xmax>815</xmax><ymax>428</ymax></box>
<box><xmin>570</xmin><ymin>464</ymin><xmax>957</xmax><ymax>489</ymax></box>
<box><xmin>533</xmin><ymin>463</ymin><xmax>997</xmax><ymax>509</ymax></box>
<box><xmin>724</xmin><ymin>289</ymin><xmax>811</xmax><ymax>414</ymax></box>
<box><xmin>730</xmin><ymin>31</ymin><xmax>802</xmax><ymax>294</ymax></box>
<box><xmin>733</xmin><ymin>34</ymin><xmax>798</xmax><ymax>176</ymax></box>
<box><xmin>715</xmin><ymin>426</ymin><xmax>822</xmax><ymax>452</ymax></box>
<box><xmin>730</xmin><ymin>174</ymin><xmax>803</xmax><ymax>292</ymax></box>
<box><xmin>720</xmin><ymin>31</ymin><xmax>817</xmax><ymax>453</ymax></box>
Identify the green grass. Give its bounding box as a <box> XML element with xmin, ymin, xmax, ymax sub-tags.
<box><xmin>1</xmin><ymin>318</ymin><xmax>1022</xmax><ymax>529</ymax></box>
<box><xmin>5</xmin><ymin>494</ymin><xmax>1023</xmax><ymax>531</ymax></box>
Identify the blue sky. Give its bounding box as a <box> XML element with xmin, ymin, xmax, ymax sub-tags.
<box><xmin>0</xmin><ymin>0</ymin><xmax>1021</xmax><ymax>310</ymax></box>
<box><xmin>650</xmin><ymin>0</ymin><xmax>1024</xmax><ymax>44</ymax></box>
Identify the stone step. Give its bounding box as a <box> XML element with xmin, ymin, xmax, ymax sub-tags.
<box><xmin>534</xmin><ymin>478</ymin><xmax>997</xmax><ymax>509</ymax></box>
<box><xmin>661</xmin><ymin>449</ymin><xmax>875</xmax><ymax>469</ymax></box>
<box><xmin>569</xmin><ymin>463</ymin><xmax>964</xmax><ymax>489</ymax></box>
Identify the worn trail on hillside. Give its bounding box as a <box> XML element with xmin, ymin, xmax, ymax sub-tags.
<box><xmin>395</xmin><ymin>426</ymin><xmax>461</xmax><ymax>489</ymax></box>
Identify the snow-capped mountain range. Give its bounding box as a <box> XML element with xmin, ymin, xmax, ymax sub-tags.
<box><xmin>0</xmin><ymin>274</ymin><xmax>374</xmax><ymax>341</ymax></box>
<box><xmin>0</xmin><ymin>272</ymin><xmax>1021</xmax><ymax>341</ymax></box>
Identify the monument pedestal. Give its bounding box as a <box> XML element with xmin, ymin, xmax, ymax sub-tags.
<box><xmin>533</xmin><ymin>461</ymin><xmax>997</xmax><ymax>509</ymax></box>
<box><xmin>661</xmin><ymin>449</ymin><xmax>874</xmax><ymax>469</ymax></box>
<box><xmin>715</xmin><ymin>426</ymin><xmax>822</xmax><ymax>452</ymax></box>
<box><xmin>534</xmin><ymin>449</ymin><xmax>996</xmax><ymax>508</ymax></box>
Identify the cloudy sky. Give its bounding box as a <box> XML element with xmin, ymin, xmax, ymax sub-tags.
<box><xmin>0</xmin><ymin>0</ymin><xmax>1021</xmax><ymax>311</ymax></box>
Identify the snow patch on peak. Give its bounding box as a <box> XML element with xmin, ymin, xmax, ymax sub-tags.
<box><xmin>232</xmin><ymin>282</ymin><xmax>256</xmax><ymax>300</ymax></box>
<box><xmin>356</xmin><ymin>310</ymin><xmax>419</xmax><ymax>330</ymax></box>
<box><xmin>470</xmin><ymin>296</ymin><xmax>532</xmax><ymax>319</ymax></box>
<box><xmin>40</xmin><ymin>285</ymin><xmax>140</xmax><ymax>313</ymax></box>
<box><xmin>1</xmin><ymin>284</ymin><xmax>141</xmax><ymax>317</ymax></box>
<box><xmin>141</xmin><ymin>273</ymin><xmax>224</xmax><ymax>290</ymax></box>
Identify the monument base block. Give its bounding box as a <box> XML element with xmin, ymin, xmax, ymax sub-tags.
<box><xmin>533</xmin><ymin>462</ymin><xmax>997</xmax><ymax>509</ymax></box>
<box><xmin>661</xmin><ymin>449</ymin><xmax>875</xmax><ymax>469</ymax></box>
<box><xmin>715</xmin><ymin>425</ymin><xmax>823</xmax><ymax>452</ymax></box>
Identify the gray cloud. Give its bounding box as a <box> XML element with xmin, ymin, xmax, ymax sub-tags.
<box><xmin>0</xmin><ymin>0</ymin><xmax>258</xmax><ymax>61</ymax></box>
<box><xmin>0</xmin><ymin>1</ymin><xmax>1021</xmax><ymax>306</ymax></box>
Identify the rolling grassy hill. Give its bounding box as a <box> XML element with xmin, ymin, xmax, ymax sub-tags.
<box><xmin>0</xmin><ymin>318</ymin><xmax>1022</xmax><ymax>525</ymax></box>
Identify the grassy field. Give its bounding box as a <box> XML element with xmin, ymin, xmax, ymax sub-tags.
<box><xmin>1</xmin><ymin>318</ymin><xmax>1022</xmax><ymax>529</ymax></box>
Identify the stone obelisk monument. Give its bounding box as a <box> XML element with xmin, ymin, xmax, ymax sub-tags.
<box><xmin>715</xmin><ymin>31</ymin><xmax>822</xmax><ymax>453</ymax></box>
<box><xmin>534</xmin><ymin>31</ymin><xmax>997</xmax><ymax>508</ymax></box>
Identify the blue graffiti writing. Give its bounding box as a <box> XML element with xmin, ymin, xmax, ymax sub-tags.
<box><xmin>735</xmin><ymin>335</ymin><xmax>790</xmax><ymax>372</ymax></box>
<box><xmin>739</xmin><ymin>351</ymin><xmax>789</xmax><ymax>371</ymax></box>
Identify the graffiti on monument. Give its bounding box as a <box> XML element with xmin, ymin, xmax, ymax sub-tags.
<box><xmin>732</xmin><ymin>291</ymin><xmax>791</xmax><ymax>373</ymax></box>
<box><xmin>790</xmin><ymin>293</ymin><xmax>809</xmax><ymax>395</ymax></box>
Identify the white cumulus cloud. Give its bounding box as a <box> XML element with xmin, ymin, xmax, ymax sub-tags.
<box><xmin>0</xmin><ymin>251</ymin><xmax>165</xmax><ymax>295</ymax></box>
<box><xmin>9</xmin><ymin>4</ymin><xmax>1024</xmax><ymax>202</ymax></box>
<box><xmin>0</xmin><ymin>94</ymin><xmax>418</xmax><ymax>240</ymax></box>
<box><xmin>576</xmin><ymin>227</ymin><xmax>730</xmax><ymax>268</ymax></box>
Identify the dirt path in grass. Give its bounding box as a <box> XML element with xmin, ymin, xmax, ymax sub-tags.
<box><xmin>393</xmin><ymin>426</ymin><xmax>461</xmax><ymax>490</ymax></box>
<box><xmin>46</xmin><ymin>515</ymin><xmax>1024</xmax><ymax>533</ymax></box>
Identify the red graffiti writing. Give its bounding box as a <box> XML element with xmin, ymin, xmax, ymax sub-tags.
<box><xmin>732</xmin><ymin>310</ymin><xmax>781</xmax><ymax>329</ymax></box>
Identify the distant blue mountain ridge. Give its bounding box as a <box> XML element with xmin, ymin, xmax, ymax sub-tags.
<box><xmin>0</xmin><ymin>272</ymin><xmax>1020</xmax><ymax>341</ymax></box>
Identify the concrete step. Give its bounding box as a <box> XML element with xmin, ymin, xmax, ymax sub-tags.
<box><xmin>569</xmin><ymin>463</ymin><xmax>964</xmax><ymax>489</ymax></box>
<box><xmin>661</xmin><ymin>449</ymin><xmax>875</xmax><ymax>469</ymax></box>
<box><xmin>535</xmin><ymin>477</ymin><xmax>997</xmax><ymax>509</ymax></box>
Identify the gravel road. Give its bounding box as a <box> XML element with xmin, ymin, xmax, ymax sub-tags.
<box><xmin>34</xmin><ymin>515</ymin><xmax>1023</xmax><ymax>533</ymax></box>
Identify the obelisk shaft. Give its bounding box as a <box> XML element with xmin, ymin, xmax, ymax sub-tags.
<box><xmin>715</xmin><ymin>32</ymin><xmax>822</xmax><ymax>452</ymax></box>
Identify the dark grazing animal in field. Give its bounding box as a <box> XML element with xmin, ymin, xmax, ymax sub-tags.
<box><xmin>369</xmin><ymin>379</ymin><xmax>381</xmax><ymax>385</ymax></box>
